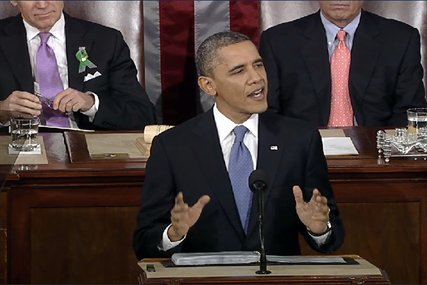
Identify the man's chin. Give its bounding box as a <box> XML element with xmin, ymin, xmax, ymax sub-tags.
<box><xmin>33</xmin><ymin>16</ymin><xmax>58</xmax><ymax>31</ymax></box>
<box><xmin>251</xmin><ymin>104</ymin><xmax>268</xmax><ymax>114</ymax></box>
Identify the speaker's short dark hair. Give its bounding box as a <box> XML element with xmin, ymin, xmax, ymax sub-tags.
<box><xmin>196</xmin><ymin>31</ymin><xmax>250</xmax><ymax>77</ymax></box>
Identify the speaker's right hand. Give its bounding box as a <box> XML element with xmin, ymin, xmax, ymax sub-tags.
<box><xmin>168</xmin><ymin>192</ymin><xmax>210</xmax><ymax>242</ymax></box>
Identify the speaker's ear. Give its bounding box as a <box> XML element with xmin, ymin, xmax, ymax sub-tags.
<box><xmin>198</xmin><ymin>76</ymin><xmax>216</xmax><ymax>96</ymax></box>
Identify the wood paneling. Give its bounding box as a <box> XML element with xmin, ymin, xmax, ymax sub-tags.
<box><xmin>8</xmin><ymin>182</ymin><xmax>143</xmax><ymax>284</ymax></box>
<box><xmin>0</xmin><ymin>192</ymin><xmax>7</xmax><ymax>284</ymax></box>
<box><xmin>30</xmin><ymin>207</ymin><xmax>139</xmax><ymax>284</ymax></box>
<box><xmin>301</xmin><ymin>201</ymin><xmax>420</xmax><ymax>284</ymax></box>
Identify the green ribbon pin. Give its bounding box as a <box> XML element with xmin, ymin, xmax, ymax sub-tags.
<box><xmin>75</xmin><ymin>47</ymin><xmax>97</xmax><ymax>73</ymax></box>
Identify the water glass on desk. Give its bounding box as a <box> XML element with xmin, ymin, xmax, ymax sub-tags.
<box><xmin>407</xmin><ymin>108</ymin><xmax>427</xmax><ymax>134</ymax></box>
<box><xmin>9</xmin><ymin>116</ymin><xmax>40</xmax><ymax>152</ymax></box>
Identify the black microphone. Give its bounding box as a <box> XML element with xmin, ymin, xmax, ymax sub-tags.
<box><xmin>249</xmin><ymin>169</ymin><xmax>269</xmax><ymax>193</ymax></box>
<box><xmin>249</xmin><ymin>169</ymin><xmax>271</xmax><ymax>274</ymax></box>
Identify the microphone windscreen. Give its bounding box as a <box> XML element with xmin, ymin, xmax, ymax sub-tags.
<box><xmin>248</xmin><ymin>169</ymin><xmax>269</xmax><ymax>192</ymax></box>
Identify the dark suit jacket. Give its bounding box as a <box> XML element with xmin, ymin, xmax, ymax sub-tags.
<box><xmin>133</xmin><ymin>109</ymin><xmax>344</xmax><ymax>259</ymax></box>
<box><xmin>0</xmin><ymin>13</ymin><xmax>156</xmax><ymax>130</ymax></box>
<box><xmin>260</xmin><ymin>10</ymin><xmax>427</xmax><ymax>128</ymax></box>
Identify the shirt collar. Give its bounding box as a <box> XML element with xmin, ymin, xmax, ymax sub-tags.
<box><xmin>320</xmin><ymin>10</ymin><xmax>361</xmax><ymax>44</ymax></box>
<box><xmin>213</xmin><ymin>104</ymin><xmax>259</xmax><ymax>142</ymax></box>
<box><xmin>23</xmin><ymin>12</ymin><xmax>66</xmax><ymax>43</ymax></box>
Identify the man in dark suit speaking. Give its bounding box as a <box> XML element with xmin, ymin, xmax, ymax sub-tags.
<box><xmin>260</xmin><ymin>1</ymin><xmax>427</xmax><ymax>128</ymax></box>
<box><xmin>0</xmin><ymin>1</ymin><xmax>156</xmax><ymax>130</ymax></box>
<box><xmin>133</xmin><ymin>31</ymin><xmax>344</xmax><ymax>259</ymax></box>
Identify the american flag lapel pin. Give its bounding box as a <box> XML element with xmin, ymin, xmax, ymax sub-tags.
<box><xmin>270</xmin><ymin>145</ymin><xmax>279</xmax><ymax>151</ymax></box>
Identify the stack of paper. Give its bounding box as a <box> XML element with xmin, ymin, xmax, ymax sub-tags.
<box><xmin>267</xmin><ymin>255</ymin><xmax>346</xmax><ymax>264</ymax></box>
<box><xmin>172</xmin><ymin>251</ymin><xmax>260</xmax><ymax>266</ymax></box>
<box><xmin>321</xmin><ymin>137</ymin><xmax>358</xmax><ymax>156</ymax></box>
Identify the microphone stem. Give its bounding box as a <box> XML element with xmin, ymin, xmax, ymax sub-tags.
<box><xmin>257</xmin><ymin>189</ymin><xmax>270</xmax><ymax>274</ymax></box>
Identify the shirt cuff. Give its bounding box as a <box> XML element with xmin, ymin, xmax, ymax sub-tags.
<box><xmin>158</xmin><ymin>224</ymin><xmax>186</xmax><ymax>251</ymax></box>
<box><xmin>80</xmin><ymin>92</ymin><xmax>99</xmax><ymax>122</ymax></box>
<box><xmin>307</xmin><ymin>222</ymin><xmax>332</xmax><ymax>246</ymax></box>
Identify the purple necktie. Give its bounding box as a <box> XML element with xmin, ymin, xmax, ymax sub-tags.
<box><xmin>228</xmin><ymin>125</ymin><xmax>253</xmax><ymax>233</ymax></box>
<box><xmin>36</xmin><ymin>32</ymin><xmax>70</xmax><ymax>127</ymax></box>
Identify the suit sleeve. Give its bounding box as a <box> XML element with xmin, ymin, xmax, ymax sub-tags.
<box><xmin>300</xmin><ymin>129</ymin><xmax>345</xmax><ymax>253</ymax></box>
<box><xmin>90</xmin><ymin>30</ymin><xmax>156</xmax><ymax>130</ymax></box>
<box><xmin>259</xmin><ymin>30</ymin><xmax>283</xmax><ymax>115</ymax></box>
<box><xmin>133</xmin><ymin>135</ymin><xmax>182</xmax><ymax>259</ymax></box>
<box><xmin>390</xmin><ymin>28</ymin><xmax>427</xmax><ymax>125</ymax></box>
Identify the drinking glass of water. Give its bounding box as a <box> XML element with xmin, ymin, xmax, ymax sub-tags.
<box><xmin>407</xmin><ymin>108</ymin><xmax>427</xmax><ymax>134</ymax></box>
<box><xmin>9</xmin><ymin>116</ymin><xmax>40</xmax><ymax>152</ymax></box>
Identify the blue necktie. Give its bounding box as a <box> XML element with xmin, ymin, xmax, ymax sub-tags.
<box><xmin>228</xmin><ymin>125</ymin><xmax>253</xmax><ymax>233</ymax></box>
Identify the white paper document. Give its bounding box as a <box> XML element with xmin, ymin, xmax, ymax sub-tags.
<box><xmin>267</xmin><ymin>255</ymin><xmax>346</xmax><ymax>264</ymax></box>
<box><xmin>322</xmin><ymin>137</ymin><xmax>358</xmax><ymax>156</ymax></box>
<box><xmin>40</xmin><ymin>125</ymin><xmax>94</xmax><ymax>132</ymax></box>
<box><xmin>172</xmin><ymin>251</ymin><xmax>260</xmax><ymax>266</ymax></box>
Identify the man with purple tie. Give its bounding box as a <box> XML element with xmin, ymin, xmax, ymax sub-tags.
<box><xmin>0</xmin><ymin>1</ymin><xmax>156</xmax><ymax>129</ymax></box>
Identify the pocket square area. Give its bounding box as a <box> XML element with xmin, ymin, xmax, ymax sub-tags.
<box><xmin>84</xmin><ymin>71</ymin><xmax>102</xmax><ymax>82</ymax></box>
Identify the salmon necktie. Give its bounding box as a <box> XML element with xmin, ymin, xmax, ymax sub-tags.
<box><xmin>328</xmin><ymin>30</ymin><xmax>353</xmax><ymax>127</ymax></box>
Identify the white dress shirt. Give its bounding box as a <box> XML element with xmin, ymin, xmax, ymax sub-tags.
<box><xmin>320</xmin><ymin>11</ymin><xmax>361</xmax><ymax>59</ymax></box>
<box><xmin>214</xmin><ymin>104</ymin><xmax>258</xmax><ymax>170</ymax></box>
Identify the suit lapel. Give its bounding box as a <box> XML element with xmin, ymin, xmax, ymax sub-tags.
<box><xmin>0</xmin><ymin>15</ymin><xmax>34</xmax><ymax>93</ymax></box>
<box><xmin>191</xmin><ymin>110</ymin><xmax>246</xmax><ymax>239</ymax></box>
<box><xmin>301</xmin><ymin>12</ymin><xmax>332</xmax><ymax>123</ymax></box>
<box><xmin>64</xmin><ymin>14</ymin><xmax>89</xmax><ymax>92</ymax></box>
<box><xmin>350</xmin><ymin>11</ymin><xmax>381</xmax><ymax>106</ymax></box>
<box><xmin>246</xmin><ymin>114</ymin><xmax>283</xmax><ymax>236</ymax></box>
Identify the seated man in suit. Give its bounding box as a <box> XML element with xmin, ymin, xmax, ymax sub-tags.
<box><xmin>0</xmin><ymin>1</ymin><xmax>156</xmax><ymax>129</ymax></box>
<box><xmin>133</xmin><ymin>31</ymin><xmax>344</xmax><ymax>259</ymax></box>
<box><xmin>260</xmin><ymin>1</ymin><xmax>427</xmax><ymax>128</ymax></box>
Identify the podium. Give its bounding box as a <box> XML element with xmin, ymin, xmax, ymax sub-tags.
<box><xmin>137</xmin><ymin>256</ymin><xmax>390</xmax><ymax>285</ymax></box>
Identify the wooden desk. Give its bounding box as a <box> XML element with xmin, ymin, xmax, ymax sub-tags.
<box><xmin>3</xmin><ymin>131</ymin><xmax>147</xmax><ymax>284</ymax></box>
<box><xmin>316</xmin><ymin>128</ymin><xmax>427</xmax><ymax>284</ymax></box>
<box><xmin>1</xmin><ymin>128</ymin><xmax>427</xmax><ymax>284</ymax></box>
<box><xmin>137</xmin><ymin>256</ymin><xmax>390</xmax><ymax>285</ymax></box>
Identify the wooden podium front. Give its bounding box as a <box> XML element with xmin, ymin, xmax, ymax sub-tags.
<box><xmin>2</xmin><ymin>128</ymin><xmax>427</xmax><ymax>284</ymax></box>
<box><xmin>137</xmin><ymin>256</ymin><xmax>390</xmax><ymax>285</ymax></box>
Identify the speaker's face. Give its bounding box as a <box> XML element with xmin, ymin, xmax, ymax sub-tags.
<box><xmin>207</xmin><ymin>41</ymin><xmax>268</xmax><ymax>124</ymax></box>
<box><xmin>11</xmin><ymin>1</ymin><xmax>64</xmax><ymax>32</ymax></box>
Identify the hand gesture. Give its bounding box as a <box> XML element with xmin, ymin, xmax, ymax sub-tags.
<box><xmin>53</xmin><ymin>88</ymin><xmax>95</xmax><ymax>113</ymax></box>
<box><xmin>293</xmin><ymin>185</ymin><xmax>330</xmax><ymax>235</ymax></box>
<box><xmin>0</xmin><ymin>91</ymin><xmax>41</xmax><ymax>120</ymax></box>
<box><xmin>168</xmin><ymin>192</ymin><xmax>210</xmax><ymax>242</ymax></box>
